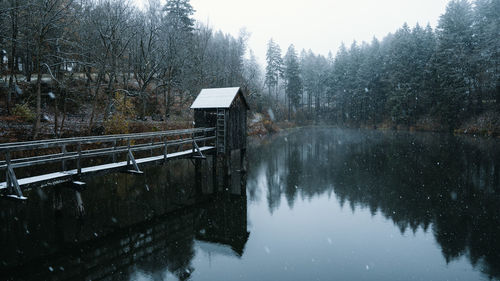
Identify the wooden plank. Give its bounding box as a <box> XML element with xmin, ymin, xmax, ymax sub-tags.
<box><xmin>71</xmin><ymin>181</ymin><xmax>87</xmax><ymax>191</ymax></box>
<box><xmin>4</xmin><ymin>194</ymin><xmax>28</xmax><ymax>200</ymax></box>
<box><xmin>124</xmin><ymin>170</ymin><xmax>144</xmax><ymax>175</ymax></box>
<box><xmin>0</xmin><ymin>146</ymin><xmax>215</xmax><ymax>191</ymax></box>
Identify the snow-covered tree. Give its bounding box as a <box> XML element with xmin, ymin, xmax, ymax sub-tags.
<box><xmin>243</xmin><ymin>49</ymin><xmax>264</xmax><ymax>110</ymax></box>
<box><xmin>434</xmin><ymin>0</ymin><xmax>475</xmax><ymax>127</ymax></box>
<box><xmin>284</xmin><ymin>44</ymin><xmax>302</xmax><ymax>119</ymax></box>
<box><xmin>265</xmin><ymin>38</ymin><xmax>283</xmax><ymax>99</ymax></box>
<box><xmin>473</xmin><ymin>0</ymin><xmax>500</xmax><ymax>111</ymax></box>
<box><xmin>160</xmin><ymin>0</ymin><xmax>195</xmax><ymax>119</ymax></box>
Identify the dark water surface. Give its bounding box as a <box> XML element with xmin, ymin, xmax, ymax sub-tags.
<box><xmin>1</xmin><ymin>127</ymin><xmax>499</xmax><ymax>280</ymax></box>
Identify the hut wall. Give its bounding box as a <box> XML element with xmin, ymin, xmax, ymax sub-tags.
<box><xmin>227</xmin><ymin>94</ymin><xmax>247</xmax><ymax>151</ymax></box>
<box><xmin>194</xmin><ymin>109</ymin><xmax>217</xmax><ymax>128</ymax></box>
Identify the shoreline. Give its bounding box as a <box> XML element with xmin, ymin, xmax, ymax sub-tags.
<box><xmin>250</xmin><ymin>119</ymin><xmax>500</xmax><ymax>140</ymax></box>
<box><xmin>1</xmin><ymin>113</ymin><xmax>499</xmax><ymax>144</ymax></box>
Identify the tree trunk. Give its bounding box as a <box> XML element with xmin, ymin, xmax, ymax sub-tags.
<box><xmin>164</xmin><ymin>68</ymin><xmax>172</xmax><ymax>122</ymax></box>
<box><xmin>33</xmin><ymin>60</ymin><xmax>42</xmax><ymax>139</ymax></box>
<box><xmin>164</xmin><ymin>90</ymin><xmax>168</xmax><ymax>121</ymax></box>
<box><xmin>142</xmin><ymin>91</ymin><xmax>147</xmax><ymax>118</ymax></box>
<box><xmin>7</xmin><ymin>76</ymin><xmax>13</xmax><ymax>115</ymax></box>
<box><xmin>25</xmin><ymin>42</ymin><xmax>32</xmax><ymax>82</ymax></box>
<box><xmin>307</xmin><ymin>92</ymin><xmax>310</xmax><ymax>118</ymax></box>
<box><xmin>287</xmin><ymin>92</ymin><xmax>291</xmax><ymax>120</ymax></box>
<box><xmin>53</xmin><ymin>64</ymin><xmax>63</xmax><ymax>136</ymax></box>
<box><xmin>7</xmin><ymin>1</ymin><xmax>18</xmax><ymax>115</ymax></box>
<box><xmin>103</xmin><ymin>73</ymin><xmax>116</xmax><ymax>122</ymax></box>
<box><xmin>88</xmin><ymin>73</ymin><xmax>103</xmax><ymax>133</ymax></box>
<box><xmin>54</xmin><ymin>94</ymin><xmax>58</xmax><ymax>136</ymax></box>
<box><xmin>315</xmin><ymin>92</ymin><xmax>320</xmax><ymax>121</ymax></box>
<box><xmin>59</xmin><ymin>91</ymin><xmax>67</xmax><ymax>137</ymax></box>
<box><xmin>275</xmin><ymin>77</ymin><xmax>279</xmax><ymax>101</ymax></box>
<box><xmin>165</xmin><ymin>85</ymin><xmax>171</xmax><ymax>121</ymax></box>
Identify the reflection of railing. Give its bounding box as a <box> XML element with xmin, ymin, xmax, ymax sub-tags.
<box><xmin>0</xmin><ymin>128</ymin><xmax>216</xmax><ymax>199</ymax></box>
<box><xmin>0</xmin><ymin>193</ymin><xmax>249</xmax><ymax>281</ymax></box>
<box><xmin>0</xmin><ymin>206</ymin><xmax>201</xmax><ymax>281</ymax></box>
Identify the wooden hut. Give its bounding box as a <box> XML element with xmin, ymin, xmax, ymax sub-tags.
<box><xmin>191</xmin><ymin>87</ymin><xmax>249</xmax><ymax>155</ymax></box>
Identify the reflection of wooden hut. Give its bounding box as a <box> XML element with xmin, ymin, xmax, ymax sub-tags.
<box><xmin>191</xmin><ymin>87</ymin><xmax>249</xmax><ymax>155</ymax></box>
<box><xmin>196</xmin><ymin>194</ymin><xmax>249</xmax><ymax>256</ymax></box>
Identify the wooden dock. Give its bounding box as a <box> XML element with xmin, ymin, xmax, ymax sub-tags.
<box><xmin>0</xmin><ymin>87</ymin><xmax>252</xmax><ymax>201</ymax></box>
<box><xmin>0</xmin><ymin>128</ymin><xmax>216</xmax><ymax>199</ymax></box>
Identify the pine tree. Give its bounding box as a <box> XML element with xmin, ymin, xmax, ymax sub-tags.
<box><xmin>345</xmin><ymin>41</ymin><xmax>363</xmax><ymax>123</ymax></box>
<box><xmin>243</xmin><ymin>50</ymin><xmax>264</xmax><ymax>110</ymax></box>
<box><xmin>161</xmin><ymin>0</ymin><xmax>195</xmax><ymax>120</ymax></box>
<box><xmin>434</xmin><ymin>0</ymin><xmax>474</xmax><ymax>128</ymax></box>
<box><xmin>473</xmin><ymin>0</ymin><xmax>500</xmax><ymax>111</ymax></box>
<box><xmin>284</xmin><ymin>44</ymin><xmax>302</xmax><ymax>119</ymax></box>
<box><xmin>328</xmin><ymin>43</ymin><xmax>350</xmax><ymax>123</ymax></box>
<box><xmin>420</xmin><ymin>24</ymin><xmax>438</xmax><ymax>116</ymax></box>
<box><xmin>301</xmin><ymin>50</ymin><xmax>329</xmax><ymax>121</ymax></box>
<box><xmin>385</xmin><ymin>23</ymin><xmax>414</xmax><ymax>125</ymax></box>
<box><xmin>163</xmin><ymin>0</ymin><xmax>195</xmax><ymax>32</ymax></box>
<box><xmin>356</xmin><ymin>37</ymin><xmax>384</xmax><ymax>124</ymax></box>
<box><xmin>265</xmin><ymin>38</ymin><xmax>283</xmax><ymax>100</ymax></box>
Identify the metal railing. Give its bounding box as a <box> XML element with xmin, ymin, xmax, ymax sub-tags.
<box><xmin>0</xmin><ymin>128</ymin><xmax>216</xmax><ymax>199</ymax></box>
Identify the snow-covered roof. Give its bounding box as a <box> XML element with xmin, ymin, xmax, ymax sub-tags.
<box><xmin>190</xmin><ymin>87</ymin><xmax>248</xmax><ymax>109</ymax></box>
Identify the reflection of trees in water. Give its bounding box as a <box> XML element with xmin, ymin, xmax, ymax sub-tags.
<box><xmin>265</xmin><ymin>155</ymin><xmax>282</xmax><ymax>213</ymax></box>
<box><xmin>284</xmin><ymin>145</ymin><xmax>300</xmax><ymax>208</ymax></box>
<box><xmin>247</xmin><ymin>128</ymin><xmax>500</xmax><ymax>279</ymax></box>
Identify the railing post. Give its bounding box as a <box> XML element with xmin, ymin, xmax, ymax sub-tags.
<box><xmin>112</xmin><ymin>140</ymin><xmax>117</xmax><ymax>163</ymax></box>
<box><xmin>5</xmin><ymin>151</ymin><xmax>11</xmax><ymax>191</ymax></box>
<box><xmin>127</xmin><ymin>139</ymin><xmax>131</xmax><ymax>167</ymax></box>
<box><xmin>203</xmin><ymin>130</ymin><xmax>206</xmax><ymax>147</ymax></box>
<box><xmin>163</xmin><ymin>137</ymin><xmax>168</xmax><ymax>163</ymax></box>
<box><xmin>150</xmin><ymin>137</ymin><xmax>154</xmax><ymax>157</ymax></box>
<box><xmin>192</xmin><ymin>131</ymin><xmax>195</xmax><ymax>155</ymax></box>
<box><xmin>62</xmin><ymin>144</ymin><xmax>67</xmax><ymax>171</ymax></box>
<box><xmin>4</xmin><ymin>151</ymin><xmax>23</xmax><ymax>198</ymax></box>
<box><xmin>77</xmin><ymin>143</ymin><xmax>82</xmax><ymax>175</ymax></box>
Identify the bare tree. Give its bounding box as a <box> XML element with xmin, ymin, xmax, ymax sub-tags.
<box><xmin>1</xmin><ymin>0</ymin><xmax>263</xmax><ymax>137</ymax></box>
<box><xmin>23</xmin><ymin>0</ymin><xmax>75</xmax><ymax>138</ymax></box>
<box><xmin>130</xmin><ymin>0</ymin><xmax>164</xmax><ymax>118</ymax></box>
<box><xmin>82</xmin><ymin>0</ymin><xmax>135</xmax><ymax>132</ymax></box>
<box><xmin>2</xmin><ymin>0</ymin><xmax>23</xmax><ymax>115</ymax></box>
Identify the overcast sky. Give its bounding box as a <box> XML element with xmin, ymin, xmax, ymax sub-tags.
<box><xmin>137</xmin><ymin>0</ymin><xmax>451</xmax><ymax>65</ymax></box>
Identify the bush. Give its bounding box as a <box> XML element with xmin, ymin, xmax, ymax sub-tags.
<box><xmin>12</xmin><ymin>104</ymin><xmax>35</xmax><ymax>122</ymax></box>
<box><xmin>104</xmin><ymin>114</ymin><xmax>129</xmax><ymax>135</ymax></box>
<box><xmin>104</xmin><ymin>92</ymin><xmax>136</xmax><ymax>135</ymax></box>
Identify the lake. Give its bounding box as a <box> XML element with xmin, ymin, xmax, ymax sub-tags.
<box><xmin>1</xmin><ymin>127</ymin><xmax>499</xmax><ymax>280</ymax></box>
